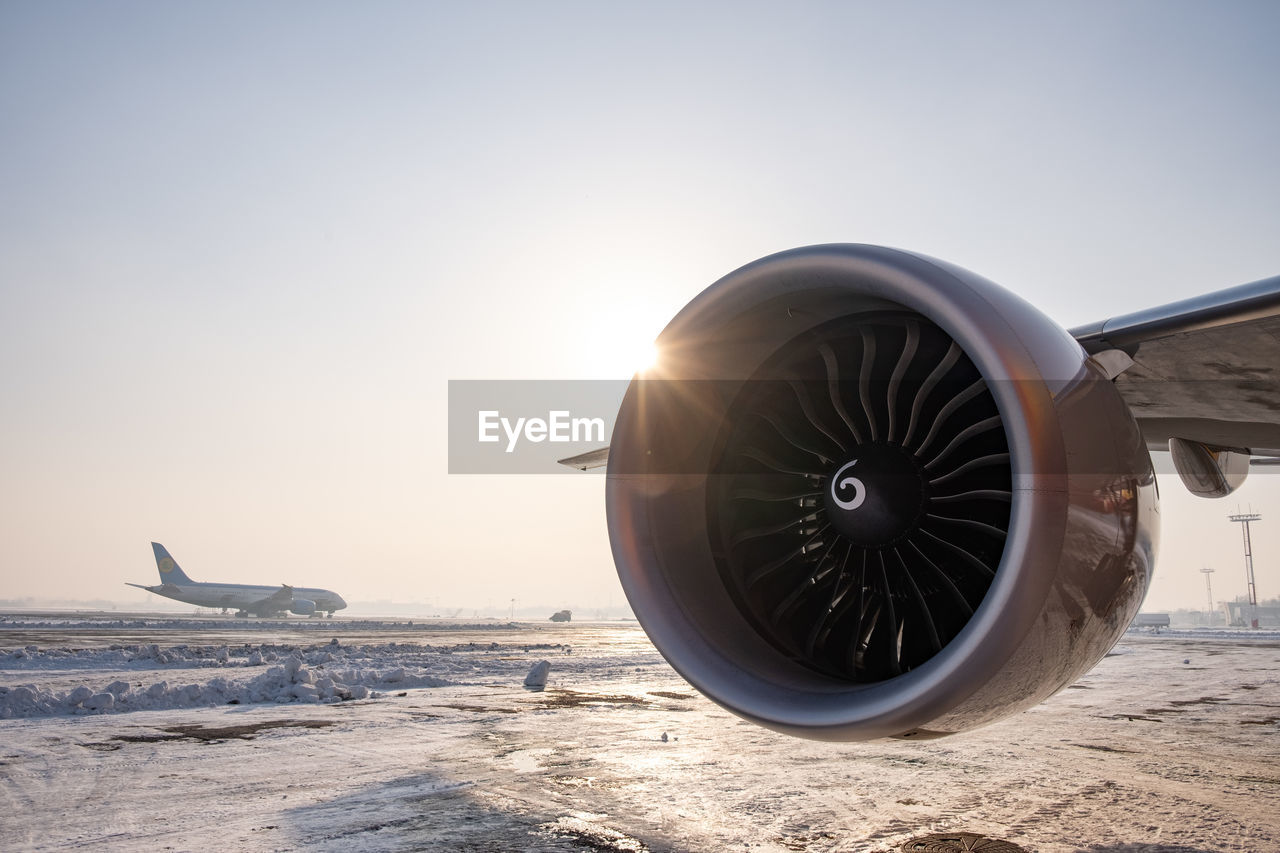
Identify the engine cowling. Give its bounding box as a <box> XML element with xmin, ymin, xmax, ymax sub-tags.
<box><xmin>290</xmin><ymin>598</ymin><xmax>317</xmax><ymax>616</ymax></box>
<box><xmin>607</xmin><ymin>244</ymin><xmax>1158</xmax><ymax>740</ymax></box>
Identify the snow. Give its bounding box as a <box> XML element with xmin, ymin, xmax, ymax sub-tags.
<box><xmin>83</xmin><ymin>691</ymin><xmax>113</xmax><ymax>711</ymax></box>
<box><xmin>1</xmin><ymin>617</ymin><xmax>1278</xmax><ymax>851</ymax></box>
<box><xmin>0</xmin><ymin>640</ymin><xmax>519</xmax><ymax>718</ymax></box>
<box><xmin>524</xmin><ymin>660</ymin><xmax>551</xmax><ymax>688</ymax></box>
<box><xmin>0</xmin><ymin>620</ymin><xmax>591</xmax><ymax>719</ymax></box>
<box><xmin>0</xmin><ymin>615</ymin><xmax>529</xmax><ymax>633</ymax></box>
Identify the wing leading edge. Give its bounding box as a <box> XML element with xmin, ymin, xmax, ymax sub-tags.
<box><xmin>558</xmin><ymin>447</ymin><xmax>610</xmax><ymax>470</ymax></box>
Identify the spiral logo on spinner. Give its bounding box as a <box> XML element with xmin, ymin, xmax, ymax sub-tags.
<box><xmin>830</xmin><ymin>459</ymin><xmax>866</xmax><ymax>510</ymax></box>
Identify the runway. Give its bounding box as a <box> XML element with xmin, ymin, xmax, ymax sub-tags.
<box><xmin>1</xmin><ymin>615</ymin><xmax>1277</xmax><ymax>851</ymax></box>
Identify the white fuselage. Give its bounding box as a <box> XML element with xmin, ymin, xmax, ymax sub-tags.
<box><xmin>145</xmin><ymin>581</ymin><xmax>346</xmax><ymax>615</ymax></box>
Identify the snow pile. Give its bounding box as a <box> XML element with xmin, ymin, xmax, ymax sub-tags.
<box><xmin>524</xmin><ymin>660</ymin><xmax>551</xmax><ymax>689</ymax></box>
<box><xmin>0</xmin><ymin>638</ymin><xmax>575</xmax><ymax>678</ymax></box>
<box><xmin>0</xmin><ymin>616</ymin><xmax>527</xmax><ymax>633</ymax></box>
<box><xmin>0</xmin><ymin>652</ymin><xmax>463</xmax><ymax>719</ymax></box>
<box><xmin>0</xmin><ymin>642</ymin><xmax>282</xmax><ymax>670</ymax></box>
<box><xmin>0</xmin><ymin>629</ymin><xmax>653</xmax><ymax>720</ymax></box>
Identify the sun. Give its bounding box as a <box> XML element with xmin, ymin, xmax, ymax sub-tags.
<box><xmin>632</xmin><ymin>341</ymin><xmax>660</xmax><ymax>375</ymax></box>
<box><xmin>604</xmin><ymin>339</ymin><xmax>659</xmax><ymax>378</ymax></box>
<box><xmin>579</xmin><ymin>319</ymin><xmax>664</xmax><ymax>379</ymax></box>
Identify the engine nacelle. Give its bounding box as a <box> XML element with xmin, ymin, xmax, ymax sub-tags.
<box><xmin>290</xmin><ymin>598</ymin><xmax>317</xmax><ymax>616</ymax></box>
<box><xmin>607</xmin><ymin>245</ymin><xmax>1158</xmax><ymax>740</ymax></box>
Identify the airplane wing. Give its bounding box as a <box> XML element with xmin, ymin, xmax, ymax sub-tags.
<box><xmin>557</xmin><ymin>447</ymin><xmax>610</xmax><ymax>470</ymax></box>
<box><xmin>243</xmin><ymin>585</ymin><xmax>295</xmax><ymax>613</ymax></box>
<box><xmin>1070</xmin><ymin>273</ymin><xmax>1280</xmax><ymax>456</ymax></box>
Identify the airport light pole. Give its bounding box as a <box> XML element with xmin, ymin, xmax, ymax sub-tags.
<box><xmin>1200</xmin><ymin>566</ymin><xmax>1216</xmax><ymax>626</ymax></box>
<box><xmin>1228</xmin><ymin>512</ymin><xmax>1261</xmax><ymax>628</ymax></box>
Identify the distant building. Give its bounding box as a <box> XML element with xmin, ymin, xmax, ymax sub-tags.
<box><xmin>1165</xmin><ymin>608</ymin><xmax>1223</xmax><ymax>628</ymax></box>
<box><xmin>1223</xmin><ymin>598</ymin><xmax>1280</xmax><ymax>627</ymax></box>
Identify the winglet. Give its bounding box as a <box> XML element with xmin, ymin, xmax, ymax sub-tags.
<box><xmin>557</xmin><ymin>447</ymin><xmax>610</xmax><ymax>471</ymax></box>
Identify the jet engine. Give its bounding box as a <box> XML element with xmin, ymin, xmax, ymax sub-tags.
<box><xmin>290</xmin><ymin>598</ymin><xmax>317</xmax><ymax>616</ymax></box>
<box><xmin>607</xmin><ymin>244</ymin><xmax>1158</xmax><ymax>740</ymax></box>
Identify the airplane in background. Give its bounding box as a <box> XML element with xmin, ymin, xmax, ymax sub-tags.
<box><xmin>126</xmin><ymin>542</ymin><xmax>347</xmax><ymax>618</ymax></box>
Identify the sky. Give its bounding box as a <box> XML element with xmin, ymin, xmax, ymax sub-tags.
<box><xmin>1</xmin><ymin>1</ymin><xmax>1279</xmax><ymax>614</ymax></box>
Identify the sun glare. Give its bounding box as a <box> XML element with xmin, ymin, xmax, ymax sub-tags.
<box><xmin>581</xmin><ymin>321</ymin><xmax>663</xmax><ymax>379</ymax></box>
<box><xmin>634</xmin><ymin>341</ymin><xmax>660</xmax><ymax>375</ymax></box>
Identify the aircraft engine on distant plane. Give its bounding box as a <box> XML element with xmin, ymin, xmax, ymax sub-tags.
<box><xmin>605</xmin><ymin>244</ymin><xmax>1160</xmax><ymax>740</ymax></box>
<box><xmin>290</xmin><ymin>598</ymin><xmax>317</xmax><ymax>616</ymax></box>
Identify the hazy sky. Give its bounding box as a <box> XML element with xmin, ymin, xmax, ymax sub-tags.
<box><xmin>2</xmin><ymin>1</ymin><xmax>1278</xmax><ymax>613</ymax></box>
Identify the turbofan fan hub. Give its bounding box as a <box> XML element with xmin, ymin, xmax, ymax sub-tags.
<box><xmin>823</xmin><ymin>443</ymin><xmax>927</xmax><ymax>548</ymax></box>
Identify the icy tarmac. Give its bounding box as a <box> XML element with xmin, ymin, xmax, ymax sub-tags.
<box><xmin>1</xmin><ymin>615</ymin><xmax>1277</xmax><ymax>851</ymax></box>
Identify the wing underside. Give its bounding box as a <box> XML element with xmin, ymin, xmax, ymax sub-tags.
<box><xmin>1071</xmin><ymin>274</ymin><xmax>1280</xmax><ymax>455</ymax></box>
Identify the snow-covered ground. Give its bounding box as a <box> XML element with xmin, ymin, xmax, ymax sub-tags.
<box><xmin>1</xmin><ymin>616</ymin><xmax>1277</xmax><ymax>851</ymax></box>
<box><xmin>0</xmin><ymin>631</ymin><xmax>581</xmax><ymax>718</ymax></box>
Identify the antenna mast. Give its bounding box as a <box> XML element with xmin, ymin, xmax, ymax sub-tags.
<box><xmin>1228</xmin><ymin>512</ymin><xmax>1261</xmax><ymax>628</ymax></box>
<box><xmin>1200</xmin><ymin>566</ymin><xmax>1216</xmax><ymax>626</ymax></box>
